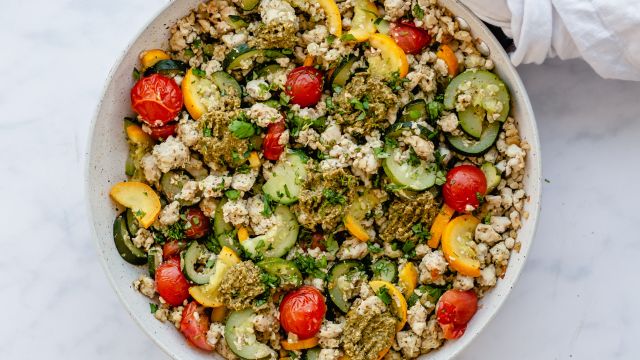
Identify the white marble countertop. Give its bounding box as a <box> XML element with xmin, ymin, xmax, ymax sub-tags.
<box><xmin>1</xmin><ymin>0</ymin><xmax>639</xmax><ymax>359</ymax></box>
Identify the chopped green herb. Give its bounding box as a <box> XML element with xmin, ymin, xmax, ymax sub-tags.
<box><xmin>476</xmin><ymin>192</ymin><xmax>484</xmax><ymax>204</ymax></box>
<box><xmin>386</xmin><ymin>71</ymin><xmax>410</xmax><ymax>91</ymax></box>
<box><xmin>132</xmin><ymin>68</ymin><xmax>141</xmax><ymax>81</ymax></box>
<box><xmin>202</xmin><ymin>125</ymin><xmax>212</xmax><ymax>137</ymax></box>
<box><xmin>225</xmin><ymin>189</ymin><xmax>241</xmax><ymax>200</ymax></box>
<box><xmin>412</xmin><ymin>4</ymin><xmax>425</xmax><ymax>19</ymax></box>
<box><xmin>326</xmin><ymin>34</ymin><xmax>336</xmax><ymax>44</ymax></box>
<box><xmin>368</xmin><ymin>243</ymin><xmax>383</xmax><ymax>254</ymax></box>
<box><xmin>192</xmin><ymin>68</ymin><xmax>206</xmax><ymax>78</ymax></box>
<box><xmin>374</xmin><ymin>147</ymin><xmax>389</xmax><ymax>159</ymax></box>
<box><xmin>407</xmin><ymin>148</ymin><xmax>422</xmax><ymax>167</ymax></box>
<box><xmin>407</xmin><ymin>292</ymin><xmax>420</xmax><ymax>307</ymax></box>
<box><xmin>322</xmin><ymin>188</ymin><xmax>346</xmax><ymax>205</ymax></box>
<box><xmin>262</xmin><ymin>193</ymin><xmax>274</xmax><ymax>216</ymax></box>
<box><xmin>229</xmin><ymin>119</ymin><xmax>256</xmax><ymax>139</ymax></box>
<box><xmin>166</xmin><ymin>222</ymin><xmax>184</xmax><ymax>240</ymax></box>
<box><xmin>293</xmin><ymin>254</ymin><xmax>327</xmax><ymax>279</ymax></box>
<box><xmin>261</xmin><ymin>272</ymin><xmax>280</xmax><ymax>289</ymax></box>
<box><xmin>384</xmin><ymin>137</ymin><xmax>398</xmax><ymax>149</ymax></box>
<box><xmin>150</xmin><ymin>303</ymin><xmax>158</xmax><ymax>314</ymax></box>
<box><xmin>483</xmin><ymin>213</ymin><xmax>492</xmax><ymax>225</ymax></box>
<box><xmin>204</xmin><ymin>232</ymin><xmax>221</xmax><ymax>253</ymax></box>
<box><xmin>325</xmin><ymin>234</ymin><xmax>339</xmax><ymax>254</ymax></box>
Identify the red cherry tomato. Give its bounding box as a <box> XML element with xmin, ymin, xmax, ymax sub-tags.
<box><xmin>436</xmin><ymin>290</ymin><xmax>478</xmax><ymax>339</ymax></box>
<box><xmin>262</xmin><ymin>120</ymin><xmax>286</xmax><ymax>161</ymax></box>
<box><xmin>389</xmin><ymin>21</ymin><xmax>432</xmax><ymax>55</ymax></box>
<box><xmin>163</xmin><ymin>240</ymin><xmax>186</xmax><ymax>258</ymax></box>
<box><xmin>147</xmin><ymin>122</ymin><xmax>178</xmax><ymax>141</ymax></box>
<box><xmin>184</xmin><ymin>207</ymin><xmax>210</xmax><ymax>239</ymax></box>
<box><xmin>285</xmin><ymin>66</ymin><xmax>324</xmax><ymax>108</ymax></box>
<box><xmin>131</xmin><ymin>74</ymin><xmax>183</xmax><ymax>126</ymax></box>
<box><xmin>442</xmin><ymin>165</ymin><xmax>487</xmax><ymax>212</ymax></box>
<box><xmin>279</xmin><ymin>285</ymin><xmax>326</xmax><ymax>339</ymax></box>
<box><xmin>180</xmin><ymin>302</ymin><xmax>214</xmax><ymax>351</ymax></box>
<box><xmin>155</xmin><ymin>257</ymin><xmax>190</xmax><ymax>306</ymax></box>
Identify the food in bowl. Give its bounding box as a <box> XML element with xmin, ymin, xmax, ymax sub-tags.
<box><xmin>108</xmin><ymin>0</ymin><xmax>530</xmax><ymax>358</ymax></box>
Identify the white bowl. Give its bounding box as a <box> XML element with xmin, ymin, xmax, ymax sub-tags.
<box><xmin>86</xmin><ymin>1</ymin><xmax>541</xmax><ymax>358</ymax></box>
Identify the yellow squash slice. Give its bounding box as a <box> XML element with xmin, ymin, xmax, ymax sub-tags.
<box><xmin>367</xmin><ymin>33</ymin><xmax>409</xmax><ymax>78</ymax></box>
<box><xmin>110</xmin><ymin>182</ymin><xmax>161</xmax><ymax>228</ymax></box>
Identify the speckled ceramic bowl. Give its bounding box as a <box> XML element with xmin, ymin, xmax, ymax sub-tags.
<box><xmin>86</xmin><ymin>0</ymin><xmax>541</xmax><ymax>358</ymax></box>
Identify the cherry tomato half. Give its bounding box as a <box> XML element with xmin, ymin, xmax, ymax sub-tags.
<box><xmin>184</xmin><ymin>207</ymin><xmax>210</xmax><ymax>239</ymax></box>
<box><xmin>155</xmin><ymin>257</ymin><xmax>190</xmax><ymax>306</ymax></box>
<box><xmin>285</xmin><ymin>66</ymin><xmax>324</xmax><ymax>108</ymax></box>
<box><xmin>262</xmin><ymin>120</ymin><xmax>286</xmax><ymax>161</ymax></box>
<box><xmin>131</xmin><ymin>74</ymin><xmax>183</xmax><ymax>126</ymax></box>
<box><xmin>436</xmin><ymin>289</ymin><xmax>478</xmax><ymax>340</ymax></box>
<box><xmin>163</xmin><ymin>240</ymin><xmax>186</xmax><ymax>258</ymax></box>
<box><xmin>180</xmin><ymin>302</ymin><xmax>214</xmax><ymax>351</ymax></box>
<box><xmin>389</xmin><ymin>21</ymin><xmax>432</xmax><ymax>55</ymax></box>
<box><xmin>442</xmin><ymin>165</ymin><xmax>487</xmax><ymax>212</ymax></box>
<box><xmin>279</xmin><ymin>285</ymin><xmax>326</xmax><ymax>339</ymax></box>
<box><xmin>147</xmin><ymin>122</ymin><xmax>178</xmax><ymax>141</ymax></box>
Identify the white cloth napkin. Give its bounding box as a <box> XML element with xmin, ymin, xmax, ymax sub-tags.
<box><xmin>459</xmin><ymin>0</ymin><xmax>640</xmax><ymax>81</ymax></box>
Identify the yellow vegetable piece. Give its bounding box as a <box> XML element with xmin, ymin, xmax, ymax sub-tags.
<box><xmin>344</xmin><ymin>214</ymin><xmax>369</xmax><ymax>241</ymax></box>
<box><xmin>140</xmin><ymin>49</ymin><xmax>170</xmax><ymax>69</ymax></box>
<box><xmin>237</xmin><ymin>227</ymin><xmax>250</xmax><ymax>243</ymax></box>
<box><xmin>303</xmin><ymin>55</ymin><xmax>315</xmax><ymax>67</ymax></box>
<box><xmin>369</xmin><ymin>280</ymin><xmax>407</xmax><ymax>332</ymax></box>
<box><xmin>436</xmin><ymin>44</ymin><xmax>459</xmax><ymax>77</ymax></box>
<box><xmin>248</xmin><ymin>151</ymin><xmax>261</xmax><ymax>169</ymax></box>
<box><xmin>441</xmin><ymin>215</ymin><xmax>481</xmax><ymax>277</ymax></box>
<box><xmin>398</xmin><ymin>262</ymin><xmax>418</xmax><ymax>297</ymax></box>
<box><xmin>189</xmin><ymin>246</ymin><xmax>241</xmax><ymax>307</ymax></box>
<box><xmin>280</xmin><ymin>336</ymin><xmax>319</xmax><ymax>350</ymax></box>
<box><xmin>182</xmin><ymin>68</ymin><xmax>218</xmax><ymax>120</ymax></box>
<box><xmin>367</xmin><ymin>33</ymin><xmax>409</xmax><ymax>78</ymax></box>
<box><xmin>110</xmin><ymin>182</ymin><xmax>161</xmax><ymax>228</ymax></box>
<box><xmin>346</xmin><ymin>0</ymin><xmax>379</xmax><ymax>41</ymax></box>
<box><xmin>315</xmin><ymin>0</ymin><xmax>342</xmax><ymax>36</ymax></box>
<box><xmin>211</xmin><ymin>306</ymin><xmax>227</xmax><ymax>322</ymax></box>
<box><xmin>428</xmin><ymin>204</ymin><xmax>455</xmax><ymax>248</ymax></box>
<box><xmin>125</xmin><ymin>122</ymin><xmax>154</xmax><ymax>149</ymax></box>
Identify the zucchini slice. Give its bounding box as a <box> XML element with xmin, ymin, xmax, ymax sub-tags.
<box><xmin>481</xmin><ymin>162</ymin><xmax>501</xmax><ymax>192</ymax></box>
<box><xmin>256</xmin><ymin>258</ymin><xmax>303</xmax><ymax>289</ymax></box>
<box><xmin>459</xmin><ymin>106</ymin><xmax>485</xmax><ymax>139</ymax></box>
<box><xmin>223</xmin><ymin>45</ymin><xmax>289</xmax><ymax>72</ymax></box>
<box><xmin>306</xmin><ymin>348</ymin><xmax>321</xmax><ymax>360</ymax></box>
<box><xmin>262</xmin><ymin>152</ymin><xmax>307</xmax><ymax>205</ymax></box>
<box><xmin>238</xmin><ymin>0</ymin><xmax>260</xmax><ymax>11</ymax></box>
<box><xmin>225</xmin><ymin>309</ymin><xmax>276</xmax><ymax>359</ymax></box>
<box><xmin>329</xmin><ymin>56</ymin><xmax>358</xmax><ymax>90</ymax></box>
<box><xmin>327</xmin><ymin>261</ymin><xmax>366</xmax><ymax>312</ymax></box>
<box><xmin>382</xmin><ymin>147</ymin><xmax>437</xmax><ymax>191</ymax></box>
<box><xmin>211</xmin><ymin>71</ymin><xmax>242</xmax><ymax>98</ymax></box>
<box><xmin>241</xmin><ymin>206</ymin><xmax>299</xmax><ymax>258</ymax></box>
<box><xmin>386</xmin><ymin>121</ymin><xmax>438</xmax><ymax>140</ymax></box>
<box><xmin>143</xmin><ymin>59</ymin><xmax>188</xmax><ymax>77</ymax></box>
<box><xmin>255</xmin><ymin>64</ymin><xmax>283</xmax><ymax>78</ymax></box>
<box><xmin>182</xmin><ymin>242</ymin><xmax>217</xmax><ymax>285</ymax></box>
<box><xmin>113</xmin><ymin>214</ymin><xmax>147</xmax><ymax>265</ymax></box>
<box><xmin>147</xmin><ymin>247</ymin><xmax>163</xmax><ymax>277</ymax></box>
<box><xmin>225</xmin><ymin>15</ymin><xmax>249</xmax><ymax>30</ymax></box>
<box><xmin>399</xmin><ymin>99</ymin><xmax>428</xmax><ymax>124</ymax></box>
<box><xmin>444</xmin><ymin>69</ymin><xmax>510</xmax><ymax>123</ymax></box>
<box><xmin>214</xmin><ymin>198</ymin><xmax>234</xmax><ymax>236</ymax></box>
<box><xmin>160</xmin><ymin>171</ymin><xmax>198</xmax><ymax>206</ymax></box>
<box><xmin>125</xmin><ymin>208</ymin><xmax>140</xmax><ymax>236</ymax></box>
<box><xmin>371</xmin><ymin>259</ymin><xmax>397</xmax><ymax>282</ymax></box>
<box><xmin>445</xmin><ymin>121</ymin><xmax>500</xmax><ymax>155</ymax></box>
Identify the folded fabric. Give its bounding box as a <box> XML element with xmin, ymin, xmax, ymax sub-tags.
<box><xmin>459</xmin><ymin>0</ymin><xmax>640</xmax><ymax>81</ymax></box>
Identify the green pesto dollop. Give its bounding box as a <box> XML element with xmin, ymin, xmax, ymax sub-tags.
<box><xmin>378</xmin><ymin>191</ymin><xmax>441</xmax><ymax>243</ymax></box>
<box><xmin>219</xmin><ymin>261</ymin><xmax>266</xmax><ymax>311</ymax></box>
<box><xmin>342</xmin><ymin>304</ymin><xmax>397</xmax><ymax>360</ymax></box>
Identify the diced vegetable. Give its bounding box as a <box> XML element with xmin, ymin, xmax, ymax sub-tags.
<box><xmin>225</xmin><ymin>15</ymin><xmax>249</xmax><ymax>29</ymax></box>
<box><xmin>182</xmin><ymin>242</ymin><xmax>217</xmax><ymax>285</ymax></box>
<box><xmin>125</xmin><ymin>207</ymin><xmax>140</xmax><ymax>236</ymax></box>
<box><xmin>398</xmin><ymin>262</ymin><xmax>418</xmax><ymax>297</ymax></box>
<box><xmin>237</xmin><ymin>227</ymin><xmax>250</xmax><ymax>242</ymax></box>
<box><xmin>182</xmin><ymin>68</ymin><xmax>217</xmax><ymax>120</ymax></box>
<box><xmin>160</xmin><ymin>171</ymin><xmax>198</xmax><ymax>206</ymax></box>
<box><xmin>346</xmin><ymin>0</ymin><xmax>379</xmax><ymax>41</ymax></box>
<box><xmin>436</xmin><ymin>45</ymin><xmax>459</xmax><ymax>76</ymax></box>
<box><xmin>459</xmin><ymin>106</ymin><xmax>485</xmax><ymax>139</ymax></box>
<box><xmin>113</xmin><ymin>214</ymin><xmax>147</xmax><ymax>265</ymax></box>
<box><xmin>223</xmin><ymin>45</ymin><xmax>289</xmax><ymax>72</ymax></box>
<box><xmin>214</xmin><ymin>198</ymin><xmax>234</xmax><ymax>236</ymax></box>
<box><xmin>441</xmin><ymin>215</ymin><xmax>481</xmax><ymax>277</ymax></box>
<box><xmin>383</xmin><ymin>147</ymin><xmax>437</xmax><ymax>191</ymax></box>
<box><xmin>189</xmin><ymin>246</ymin><xmax>242</xmax><ymax>307</ymax></box>
<box><xmin>211</xmin><ymin>71</ymin><xmax>242</xmax><ymax>98</ymax></box>
<box><xmin>147</xmin><ymin>247</ymin><xmax>163</xmax><ymax>277</ymax></box>
<box><xmin>241</xmin><ymin>206</ymin><xmax>299</xmax><ymax>258</ymax></box>
<box><xmin>225</xmin><ymin>309</ymin><xmax>276</xmax><ymax>359</ymax></box>
<box><xmin>329</xmin><ymin>56</ymin><xmax>358</xmax><ymax>90</ymax></box>
<box><xmin>368</xmin><ymin>280</ymin><xmax>407</xmax><ymax>331</ymax></box>
<box><xmin>263</xmin><ymin>152</ymin><xmax>307</xmax><ymax>205</ymax></box>
<box><xmin>428</xmin><ymin>204</ymin><xmax>455</xmax><ymax>248</ymax></box>
<box><xmin>398</xmin><ymin>99</ymin><xmax>428</xmax><ymax>124</ymax></box>
<box><xmin>386</xmin><ymin>121</ymin><xmax>436</xmax><ymax>141</ymax></box>
<box><xmin>343</xmin><ymin>190</ymin><xmax>385</xmax><ymax>241</ymax></box>
<box><xmin>305</xmin><ymin>348</ymin><xmax>321</xmax><ymax>360</ymax></box>
<box><xmin>110</xmin><ymin>182</ymin><xmax>161</xmax><ymax>228</ymax></box>
<box><xmin>327</xmin><ymin>261</ymin><xmax>365</xmax><ymax>312</ymax></box>
<box><xmin>367</xmin><ymin>33</ymin><xmax>409</xmax><ymax>78</ymax></box>
<box><xmin>143</xmin><ymin>59</ymin><xmax>187</xmax><ymax>77</ymax></box>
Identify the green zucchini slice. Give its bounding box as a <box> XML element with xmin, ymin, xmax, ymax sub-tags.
<box><xmin>383</xmin><ymin>147</ymin><xmax>437</xmax><ymax>191</ymax></box>
<box><xmin>160</xmin><ymin>171</ymin><xmax>198</xmax><ymax>206</ymax></box>
<box><xmin>257</xmin><ymin>258</ymin><xmax>303</xmax><ymax>289</ymax></box>
<box><xmin>225</xmin><ymin>309</ymin><xmax>276</xmax><ymax>359</ymax></box>
<box><xmin>211</xmin><ymin>71</ymin><xmax>241</xmax><ymax>98</ymax></box>
<box><xmin>262</xmin><ymin>152</ymin><xmax>307</xmax><ymax>205</ymax></box>
<box><xmin>223</xmin><ymin>45</ymin><xmax>289</xmax><ymax>72</ymax></box>
<box><xmin>399</xmin><ymin>99</ymin><xmax>428</xmax><ymax>124</ymax></box>
<box><xmin>143</xmin><ymin>59</ymin><xmax>188</xmax><ymax>77</ymax></box>
<box><xmin>182</xmin><ymin>241</ymin><xmax>217</xmax><ymax>285</ymax></box>
<box><xmin>327</xmin><ymin>261</ymin><xmax>366</xmax><ymax>312</ymax></box>
<box><xmin>113</xmin><ymin>214</ymin><xmax>147</xmax><ymax>265</ymax></box>
<box><xmin>371</xmin><ymin>259</ymin><xmax>397</xmax><ymax>282</ymax></box>
<box><xmin>445</xmin><ymin>121</ymin><xmax>501</xmax><ymax>155</ymax></box>
<box><xmin>459</xmin><ymin>106</ymin><xmax>485</xmax><ymax>139</ymax></box>
<box><xmin>481</xmin><ymin>162</ymin><xmax>501</xmax><ymax>192</ymax></box>
<box><xmin>147</xmin><ymin>247</ymin><xmax>163</xmax><ymax>277</ymax></box>
<box><xmin>444</xmin><ymin>69</ymin><xmax>510</xmax><ymax>123</ymax></box>
<box><xmin>330</xmin><ymin>56</ymin><xmax>358</xmax><ymax>90</ymax></box>
<box><xmin>241</xmin><ymin>206</ymin><xmax>299</xmax><ymax>258</ymax></box>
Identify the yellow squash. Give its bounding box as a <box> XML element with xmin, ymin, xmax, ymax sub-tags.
<box><xmin>369</xmin><ymin>280</ymin><xmax>407</xmax><ymax>332</ymax></box>
<box><xmin>110</xmin><ymin>182</ymin><xmax>161</xmax><ymax>228</ymax></box>
<box><xmin>315</xmin><ymin>0</ymin><xmax>342</xmax><ymax>36</ymax></box>
<box><xmin>346</xmin><ymin>0</ymin><xmax>379</xmax><ymax>41</ymax></box>
<box><xmin>441</xmin><ymin>215</ymin><xmax>481</xmax><ymax>277</ymax></box>
<box><xmin>189</xmin><ymin>247</ymin><xmax>242</xmax><ymax>307</ymax></box>
<box><xmin>367</xmin><ymin>33</ymin><xmax>409</xmax><ymax>78</ymax></box>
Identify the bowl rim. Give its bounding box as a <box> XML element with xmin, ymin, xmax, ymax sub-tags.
<box><xmin>85</xmin><ymin>1</ymin><xmax>542</xmax><ymax>359</ymax></box>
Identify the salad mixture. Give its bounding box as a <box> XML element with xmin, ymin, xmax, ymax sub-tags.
<box><xmin>108</xmin><ymin>0</ymin><xmax>530</xmax><ymax>359</ymax></box>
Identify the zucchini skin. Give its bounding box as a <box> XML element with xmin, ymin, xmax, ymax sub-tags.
<box><xmin>113</xmin><ymin>214</ymin><xmax>147</xmax><ymax>265</ymax></box>
<box><xmin>327</xmin><ymin>261</ymin><xmax>365</xmax><ymax>312</ymax></box>
<box><xmin>445</xmin><ymin>121</ymin><xmax>501</xmax><ymax>156</ymax></box>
